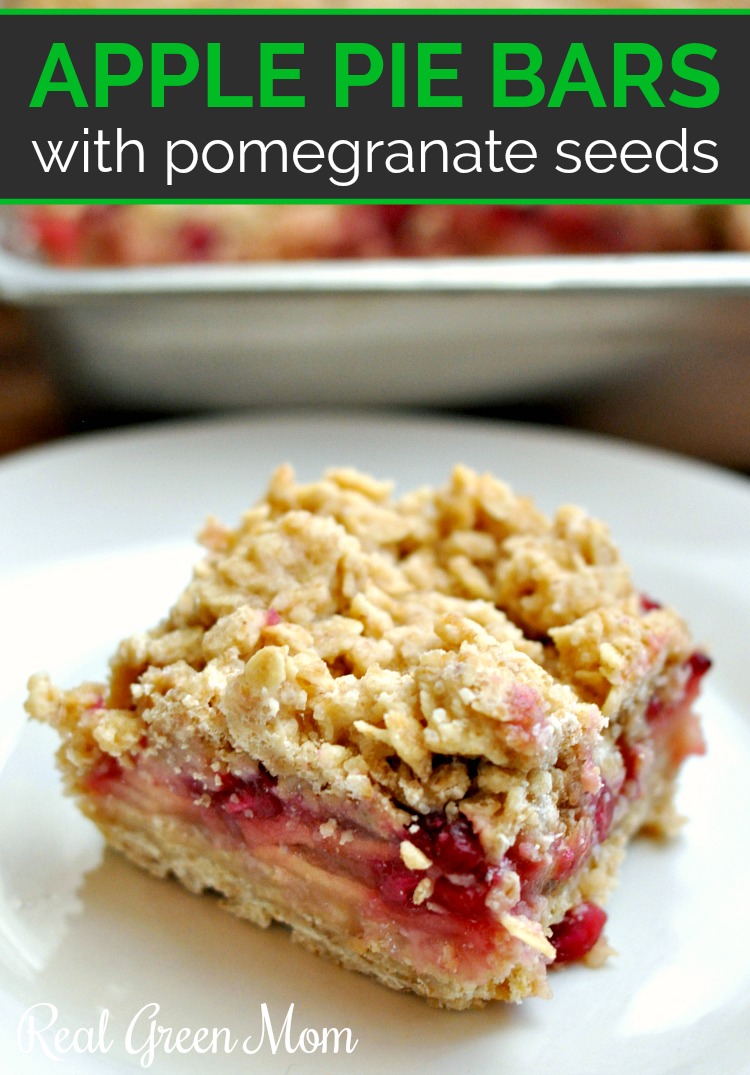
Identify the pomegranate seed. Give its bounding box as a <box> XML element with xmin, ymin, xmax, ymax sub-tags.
<box><xmin>376</xmin><ymin>205</ymin><xmax>412</xmax><ymax>234</ymax></box>
<box><xmin>411</xmin><ymin>814</ymin><xmax>485</xmax><ymax>873</ymax></box>
<box><xmin>179</xmin><ymin>222</ymin><xmax>217</xmax><ymax>261</ymax></box>
<box><xmin>551</xmin><ymin>902</ymin><xmax>607</xmax><ymax>964</ymax></box>
<box><xmin>221</xmin><ymin>769</ymin><xmax>281</xmax><ymax>817</ymax></box>
<box><xmin>645</xmin><ymin>695</ymin><xmax>665</xmax><ymax>722</ymax></box>
<box><xmin>385</xmin><ymin>812</ymin><xmax>491</xmax><ymax>920</ymax></box>
<box><xmin>432</xmin><ymin>876</ymin><xmax>489</xmax><ymax>919</ymax></box>
<box><xmin>434</xmin><ymin>820</ymin><xmax>485</xmax><ymax>872</ymax></box>
<box><xmin>488</xmin><ymin>206</ymin><xmax>528</xmax><ymax>226</ymax></box>
<box><xmin>33</xmin><ymin>212</ymin><xmax>84</xmax><ymax>264</ymax></box>
<box><xmin>688</xmin><ymin>651</ymin><xmax>712</xmax><ymax>683</ymax></box>
<box><xmin>380</xmin><ymin>865</ymin><xmax>421</xmax><ymax>908</ymax></box>
<box><xmin>640</xmin><ymin>594</ymin><xmax>663</xmax><ymax>611</ymax></box>
<box><xmin>542</xmin><ymin>206</ymin><xmax>609</xmax><ymax>246</ymax></box>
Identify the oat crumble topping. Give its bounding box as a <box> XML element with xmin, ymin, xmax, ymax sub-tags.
<box><xmin>29</xmin><ymin>465</ymin><xmax>693</xmax><ymax>848</ymax></box>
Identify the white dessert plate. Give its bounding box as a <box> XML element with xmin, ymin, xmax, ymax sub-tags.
<box><xmin>0</xmin><ymin>412</ymin><xmax>748</xmax><ymax>1075</ymax></box>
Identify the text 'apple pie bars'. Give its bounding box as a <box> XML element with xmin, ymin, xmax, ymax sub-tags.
<box><xmin>27</xmin><ymin>465</ymin><xmax>710</xmax><ymax>1008</ymax></box>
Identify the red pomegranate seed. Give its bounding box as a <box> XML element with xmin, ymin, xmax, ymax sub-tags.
<box><xmin>411</xmin><ymin>814</ymin><xmax>485</xmax><ymax>873</ymax></box>
<box><xmin>34</xmin><ymin>213</ymin><xmax>84</xmax><ymax>265</ymax></box>
<box><xmin>434</xmin><ymin>820</ymin><xmax>485</xmax><ymax>872</ymax></box>
<box><xmin>380</xmin><ymin>865</ymin><xmax>421</xmax><ymax>908</ymax></box>
<box><xmin>179</xmin><ymin>222</ymin><xmax>217</xmax><ymax>261</ymax></box>
<box><xmin>640</xmin><ymin>594</ymin><xmax>663</xmax><ymax>611</ymax></box>
<box><xmin>645</xmin><ymin>694</ymin><xmax>665</xmax><ymax>722</ymax></box>
<box><xmin>431</xmin><ymin>876</ymin><xmax>489</xmax><ymax>919</ymax></box>
<box><xmin>542</xmin><ymin>206</ymin><xmax>610</xmax><ymax>246</ymax></box>
<box><xmin>550</xmin><ymin>902</ymin><xmax>607</xmax><ymax>964</ymax></box>
<box><xmin>384</xmin><ymin>813</ymin><xmax>490</xmax><ymax>919</ymax></box>
<box><xmin>376</xmin><ymin>205</ymin><xmax>412</xmax><ymax>235</ymax></box>
<box><xmin>687</xmin><ymin>652</ymin><xmax>712</xmax><ymax>683</ymax></box>
<box><xmin>487</xmin><ymin>206</ymin><xmax>529</xmax><ymax>227</ymax></box>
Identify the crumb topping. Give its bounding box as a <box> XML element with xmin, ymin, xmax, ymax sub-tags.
<box><xmin>27</xmin><ymin>465</ymin><xmax>695</xmax><ymax>852</ymax></box>
<box><xmin>400</xmin><ymin>840</ymin><xmax>433</xmax><ymax>871</ymax></box>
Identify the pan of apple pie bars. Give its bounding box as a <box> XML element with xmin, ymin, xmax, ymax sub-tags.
<box><xmin>2</xmin><ymin>202</ymin><xmax>750</xmax><ymax>408</ymax></box>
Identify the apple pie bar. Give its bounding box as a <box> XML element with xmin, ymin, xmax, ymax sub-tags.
<box><xmin>26</xmin><ymin>465</ymin><xmax>709</xmax><ymax>1008</ymax></box>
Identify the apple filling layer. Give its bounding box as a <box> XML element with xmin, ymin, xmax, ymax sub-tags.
<box><xmin>88</xmin><ymin>753</ymin><xmax>513</xmax><ymax>983</ymax></box>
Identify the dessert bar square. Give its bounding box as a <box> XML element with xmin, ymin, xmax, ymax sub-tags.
<box><xmin>27</xmin><ymin>465</ymin><xmax>709</xmax><ymax>1008</ymax></box>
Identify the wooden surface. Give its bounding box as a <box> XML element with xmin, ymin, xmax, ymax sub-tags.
<box><xmin>0</xmin><ymin>304</ymin><xmax>66</xmax><ymax>456</ymax></box>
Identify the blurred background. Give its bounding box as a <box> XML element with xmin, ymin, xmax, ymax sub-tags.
<box><xmin>2</xmin><ymin>296</ymin><xmax>749</xmax><ymax>474</ymax></box>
